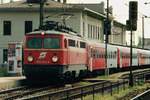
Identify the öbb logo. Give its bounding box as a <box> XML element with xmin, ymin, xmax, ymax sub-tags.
<box><xmin>39</xmin><ymin>52</ymin><xmax>47</xmax><ymax>59</ymax></box>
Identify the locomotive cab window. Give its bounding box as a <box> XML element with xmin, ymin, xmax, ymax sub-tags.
<box><xmin>44</xmin><ymin>38</ymin><xmax>60</xmax><ymax>49</ymax></box>
<box><xmin>27</xmin><ymin>38</ymin><xmax>42</xmax><ymax>49</ymax></box>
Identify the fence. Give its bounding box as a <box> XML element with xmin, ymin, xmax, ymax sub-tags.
<box><xmin>21</xmin><ymin>80</ymin><xmax>129</xmax><ymax>100</ymax></box>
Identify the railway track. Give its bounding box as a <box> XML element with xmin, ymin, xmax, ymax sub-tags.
<box><xmin>0</xmin><ymin>69</ymin><xmax>149</xmax><ymax>100</ymax></box>
<box><xmin>17</xmin><ymin>80</ymin><xmax>110</xmax><ymax>100</ymax></box>
<box><xmin>0</xmin><ymin>85</ymin><xmax>66</xmax><ymax>100</ymax></box>
<box><xmin>120</xmin><ymin>69</ymin><xmax>150</xmax><ymax>79</ymax></box>
<box><xmin>0</xmin><ymin>86</ymin><xmax>27</xmax><ymax>99</ymax></box>
<box><xmin>20</xmin><ymin>80</ymin><xmax>126</xmax><ymax>100</ymax></box>
<box><xmin>0</xmin><ymin>80</ymin><xmax>108</xmax><ymax>100</ymax></box>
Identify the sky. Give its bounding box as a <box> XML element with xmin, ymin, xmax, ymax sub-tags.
<box><xmin>4</xmin><ymin>0</ymin><xmax>150</xmax><ymax>38</ymax></box>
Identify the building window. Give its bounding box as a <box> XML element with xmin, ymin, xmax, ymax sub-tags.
<box><xmin>97</xmin><ymin>27</ymin><xmax>99</xmax><ymax>40</ymax></box>
<box><xmin>91</xmin><ymin>25</ymin><xmax>93</xmax><ymax>39</ymax></box>
<box><xmin>3</xmin><ymin>49</ymin><xmax>8</xmax><ymax>63</ymax></box>
<box><xmin>3</xmin><ymin>21</ymin><xmax>11</xmax><ymax>35</ymax></box>
<box><xmin>88</xmin><ymin>24</ymin><xmax>90</xmax><ymax>38</ymax></box>
<box><xmin>25</xmin><ymin>21</ymin><xmax>32</xmax><ymax>34</ymax></box>
<box><xmin>83</xmin><ymin>22</ymin><xmax>85</xmax><ymax>37</ymax></box>
<box><xmin>93</xmin><ymin>26</ymin><xmax>95</xmax><ymax>39</ymax></box>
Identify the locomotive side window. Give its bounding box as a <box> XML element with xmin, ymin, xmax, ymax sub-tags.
<box><xmin>69</xmin><ymin>39</ymin><xmax>75</xmax><ymax>47</ymax></box>
<box><xmin>44</xmin><ymin>38</ymin><xmax>60</xmax><ymax>49</ymax></box>
<box><xmin>80</xmin><ymin>42</ymin><xmax>86</xmax><ymax>48</ymax></box>
<box><xmin>27</xmin><ymin>38</ymin><xmax>42</xmax><ymax>49</ymax></box>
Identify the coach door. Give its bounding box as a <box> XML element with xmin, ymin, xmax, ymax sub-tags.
<box><xmin>87</xmin><ymin>46</ymin><xmax>93</xmax><ymax>72</ymax></box>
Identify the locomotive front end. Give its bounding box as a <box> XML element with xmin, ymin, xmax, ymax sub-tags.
<box><xmin>23</xmin><ymin>31</ymin><xmax>67</xmax><ymax>80</ymax></box>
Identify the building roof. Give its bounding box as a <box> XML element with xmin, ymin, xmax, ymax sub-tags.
<box><xmin>0</xmin><ymin>0</ymin><xmax>104</xmax><ymax>13</ymax></box>
<box><xmin>0</xmin><ymin>0</ymin><xmax>75</xmax><ymax>11</ymax></box>
<box><xmin>0</xmin><ymin>0</ymin><xmax>105</xmax><ymax>19</ymax></box>
<box><xmin>0</xmin><ymin>0</ymin><xmax>71</xmax><ymax>9</ymax></box>
<box><xmin>68</xmin><ymin>2</ymin><xmax>105</xmax><ymax>14</ymax></box>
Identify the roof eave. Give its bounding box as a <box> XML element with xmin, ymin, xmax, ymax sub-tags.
<box><xmin>83</xmin><ymin>8</ymin><xmax>105</xmax><ymax>20</ymax></box>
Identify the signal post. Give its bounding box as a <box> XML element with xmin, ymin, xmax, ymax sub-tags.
<box><xmin>126</xmin><ymin>1</ymin><xmax>138</xmax><ymax>87</ymax></box>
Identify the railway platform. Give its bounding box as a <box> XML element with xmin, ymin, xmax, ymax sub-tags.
<box><xmin>0</xmin><ymin>76</ymin><xmax>25</xmax><ymax>90</ymax></box>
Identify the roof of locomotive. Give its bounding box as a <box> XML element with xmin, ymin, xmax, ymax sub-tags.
<box><xmin>26</xmin><ymin>30</ymin><xmax>86</xmax><ymax>40</ymax></box>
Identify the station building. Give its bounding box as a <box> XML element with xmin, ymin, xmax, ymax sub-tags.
<box><xmin>0</xmin><ymin>0</ymin><xmax>126</xmax><ymax>66</ymax></box>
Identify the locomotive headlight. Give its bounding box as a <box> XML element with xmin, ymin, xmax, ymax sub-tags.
<box><xmin>52</xmin><ymin>56</ymin><xmax>58</xmax><ymax>62</ymax></box>
<box><xmin>27</xmin><ymin>56</ymin><xmax>33</xmax><ymax>62</ymax></box>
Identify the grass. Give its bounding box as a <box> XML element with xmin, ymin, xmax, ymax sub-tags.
<box><xmin>83</xmin><ymin>83</ymin><xmax>150</xmax><ymax>100</ymax></box>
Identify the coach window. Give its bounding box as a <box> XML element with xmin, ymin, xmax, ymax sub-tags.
<box><xmin>101</xmin><ymin>51</ymin><xmax>104</xmax><ymax>58</ymax></box>
<box><xmin>113</xmin><ymin>53</ymin><xmax>115</xmax><ymax>58</ymax></box>
<box><xmin>122</xmin><ymin>53</ymin><xmax>124</xmax><ymax>59</ymax></box>
<box><xmin>101</xmin><ymin>52</ymin><xmax>103</xmax><ymax>58</ymax></box>
<box><xmin>112</xmin><ymin>52</ymin><xmax>114</xmax><ymax>58</ymax></box>
<box><xmin>107</xmin><ymin>52</ymin><xmax>109</xmax><ymax>59</ymax></box>
<box><xmin>114</xmin><ymin>52</ymin><xmax>116</xmax><ymax>58</ymax></box>
<box><xmin>25</xmin><ymin>21</ymin><xmax>32</xmax><ymax>34</ymax></box>
<box><xmin>3</xmin><ymin>21</ymin><xmax>11</xmax><ymax>35</ymax></box>
<box><xmin>110</xmin><ymin>52</ymin><xmax>112</xmax><ymax>59</ymax></box>
<box><xmin>111</xmin><ymin>52</ymin><xmax>113</xmax><ymax>59</ymax></box>
<box><xmin>109</xmin><ymin>52</ymin><xmax>111</xmax><ymax>59</ymax></box>
<box><xmin>97</xmin><ymin>51</ymin><xmax>99</xmax><ymax>58</ymax></box>
<box><xmin>104</xmin><ymin>52</ymin><xmax>106</xmax><ymax>58</ymax></box>
<box><xmin>120</xmin><ymin>52</ymin><xmax>122</xmax><ymax>58</ymax></box>
<box><xmin>109</xmin><ymin>52</ymin><xmax>110</xmax><ymax>59</ymax></box>
<box><xmin>93</xmin><ymin>50</ymin><xmax>95</xmax><ymax>58</ymax></box>
<box><xmin>95</xmin><ymin>50</ymin><xmax>98</xmax><ymax>58</ymax></box>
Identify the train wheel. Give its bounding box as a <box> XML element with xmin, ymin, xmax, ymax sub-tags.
<box><xmin>64</xmin><ymin>72</ymin><xmax>72</xmax><ymax>83</ymax></box>
<box><xmin>79</xmin><ymin>70</ymin><xmax>87</xmax><ymax>78</ymax></box>
<box><xmin>71</xmin><ymin>71</ymin><xmax>76</xmax><ymax>81</ymax></box>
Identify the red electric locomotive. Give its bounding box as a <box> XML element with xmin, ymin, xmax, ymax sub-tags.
<box><xmin>23</xmin><ymin>23</ymin><xmax>88</xmax><ymax>80</ymax></box>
